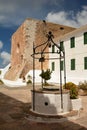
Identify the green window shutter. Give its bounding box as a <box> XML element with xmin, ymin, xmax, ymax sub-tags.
<box><xmin>84</xmin><ymin>32</ymin><xmax>87</xmax><ymax>44</ymax></box>
<box><xmin>60</xmin><ymin>61</ymin><xmax>63</xmax><ymax>71</ymax></box>
<box><xmin>84</xmin><ymin>57</ymin><xmax>87</xmax><ymax>69</ymax></box>
<box><xmin>71</xmin><ymin>59</ymin><xmax>75</xmax><ymax>70</ymax></box>
<box><xmin>52</xmin><ymin>62</ymin><xmax>55</xmax><ymax>71</ymax></box>
<box><xmin>70</xmin><ymin>37</ymin><xmax>75</xmax><ymax>48</ymax></box>
<box><xmin>52</xmin><ymin>45</ymin><xmax>55</xmax><ymax>53</ymax></box>
<box><xmin>60</xmin><ymin>41</ymin><xmax>64</xmax><ymax>51</ymax></box>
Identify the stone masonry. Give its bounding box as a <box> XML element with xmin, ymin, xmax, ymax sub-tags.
<box><xmin>4</xmin><ymin>18</ymin><xmax>75</xmax><ymax>80</ymax></box>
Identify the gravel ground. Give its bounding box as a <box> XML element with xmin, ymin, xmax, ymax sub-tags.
<box><xmin>0</xmin><ymin>84</ymin><xmax>87</xmax><ymax>130</ymax></box>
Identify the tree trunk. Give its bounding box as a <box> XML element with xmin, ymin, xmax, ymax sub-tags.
<box><xmin>44</xmin><ymin>79</ymin><xmax>47</xmax><ymax>85</ymax></box>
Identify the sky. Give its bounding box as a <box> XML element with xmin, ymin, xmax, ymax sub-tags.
<box><xmin>0</xmin><ymin>0</ymin><xmax>87</xmax><ymax>68</ymax></box>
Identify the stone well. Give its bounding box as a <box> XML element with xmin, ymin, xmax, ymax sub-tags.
<box><xmin>31</xmin><ymin>89</ymin><xmax>70</xmax><ymax>115</ymax></box>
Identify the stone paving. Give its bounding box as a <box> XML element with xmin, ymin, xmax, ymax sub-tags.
<box><xmin>0</xmin><ymin>85</ymin><xmax>87</xmax><ymax>130</ymax></box>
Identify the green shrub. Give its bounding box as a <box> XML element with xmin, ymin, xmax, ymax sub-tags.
<box><xmin>0</xmin><ymin>70</ymin><xmax>2</xmax><ymax>75</ymax></box>
<box><xmin>63</xmin><ymin>82</ymin><xmax>78</xmax><ymax>99</ymax></box>
<box><xmin>27</xmin><ymin>75</ymin><xmax>32</xmax><ymax>80</ymax></box>
<box><xmin>0</xmin><ymin>79</ymin><xmax>3</xmax><ymax>85</ymax></box>
<box><xmin>78</xmin><ymin>80</ymin><xmax>87</xmax><ymax>90</ymax></box>
<box><xmin>39</xmin><ymin>69</ymin><xmax>52</xmax><ymax>85</ymax></box>
<box><xmin>27</xmin><ymin>75</ymin><xmax>32</xmax><ymax>84</ymax></box>
<box><xmin>27</xmin><ymin>80</ymin><xmax>32</xmax><ymax>84</ymax></box>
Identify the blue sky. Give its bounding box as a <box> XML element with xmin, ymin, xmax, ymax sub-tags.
<box><xmin>0</xmin><ymin>0</ymin><xmax>87</xmax><ymax>68</ymax></box>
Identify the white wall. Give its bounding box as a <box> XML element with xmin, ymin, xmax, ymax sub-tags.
<box><xmin>65</xmin><ymin>32</ymin><xmax>87</xmax><ymax>84</ymax></box>
<box><xmin>49</xmin><ymin>30</ymin><xmax>87</xmax><ymax>85</ymax></box>
<box><xmin>31</xmin><ymin>91</ymin><xmax>70</xmax><ymax>115</ymax></box>
<box><xmin>49</xmin><ymin>45</ymin><xmax>60</xmax><ymax>83</ymax></box>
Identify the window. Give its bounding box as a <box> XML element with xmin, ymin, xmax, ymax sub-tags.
<box><xmin>17</xmin><ymin>43</ymin><xmax>20</xmax><ymax>53</ymax></box>
<box><xmin>17</xmin><ymin>43</ymin><xmax>20</xmax><ymax>48</ymax></box>
<box><xmin>60</xmin><ymin>60</ymin><xmax>63</xmax><ymax>71</ymax></box>
<box><xmin>84</xmin><ymin>32</ymin><xmax>87</xmax><ymax>44</ymax></box>
<box><xmin>60</xmin><ymin>27</ymin><xmax>64</xmax><ymax>30</ymax></box>
<box><xmin>70</xmin><ymin>37</ymin><xmax>75</xmax><ymax>48</ymax></box>
<box><xmin>52</xmin><ymin>45</ymin><xmax>55</xmax><ymax>53</ymax></box>
<box><xmin>52</xmin><ymin>62</ymin><xmax>55</xmax><ymax>71</ymax></box>
<box><xmin>21</xmin><ymin>55</ymin><xmax>23</xmax><ymax>60</ymax></box>
<box><xmin>60</xmin><ymin>41</ymin><xmax>64</xmax><ymax>51</ymax></box>
<box><xmin>84</xmin><ymin>57</ymin><xmax>87</xmax><ymax>69</ymax></box>
<box><xmin>71</xmin><ymin>59</ymin><xmax>75</xmax><ymax>70</ymax></box>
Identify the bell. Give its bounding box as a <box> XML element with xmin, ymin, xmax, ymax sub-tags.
<box><xmin>39</xmin><ymin>57</ymin><xmax>45</xmax><ymax>62</ymax></box>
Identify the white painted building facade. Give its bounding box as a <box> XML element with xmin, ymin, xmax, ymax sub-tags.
<box><xmin>49</xmin><ymin>24</ymin><xmax>87</xmax><ymax>84</ymax></box>
<box><xmin>1</xmin><ymin>24</ymin><xmax>87</xmax><ymax>87</ymax></box>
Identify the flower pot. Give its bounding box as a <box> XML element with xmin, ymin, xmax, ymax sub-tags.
<box><xmin>70</xmin><ymin>98</ymin><xmax>82</xmax><ymax>110</ymax></box>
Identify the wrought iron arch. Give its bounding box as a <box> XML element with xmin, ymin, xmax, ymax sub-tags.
<box><xmin>31</xmin><ymin>31</ymin><xmax>66</xmax><ymax>111</ymax></box>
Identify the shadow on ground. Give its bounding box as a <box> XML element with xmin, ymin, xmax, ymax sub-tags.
<box><xmin>0</xmin><ymin>88</ymin><xmax>87</xmax><ymax>130</ymax></box>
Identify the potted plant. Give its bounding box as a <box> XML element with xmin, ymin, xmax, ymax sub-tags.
<box><xmin>63</xmin><ymin>82</ymin><xmax>82</xmax><ymax>110</ymax></box>
<box><xmin>63</xmin><ymin>82</ymin><xmax>78</xmax><ymax>99</ymax></box>
<box><xmin>78</xmin><ymin>80</ymin><xmax>87</xmax><ymax>96</ymax></box>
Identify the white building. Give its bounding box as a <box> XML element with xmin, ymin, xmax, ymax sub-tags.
<box><xmin>49</xmin><ymin>24</ymin><xmax>87</xmax><ymax>85</ymax></box>
<box><xmin>1</xmin><ymin>22</ymin><xmax>87</xmax><ymax>87</ymax></box>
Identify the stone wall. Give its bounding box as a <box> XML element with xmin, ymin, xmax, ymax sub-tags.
<box><xmin>4</xmin><ymin>18</ymin><xmax>75</xmax><ymax>80</ymax></box>
<box><xmin>31</xmin><ymin>90</ymin><xmax>70</xmax><ymax>115</ymax></box>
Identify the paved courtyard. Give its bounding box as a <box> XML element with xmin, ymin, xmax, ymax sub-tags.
<box><xmin>0</xmin><ymin>85</ymin><xmax>87</xmax><ymax>130</ymax></box>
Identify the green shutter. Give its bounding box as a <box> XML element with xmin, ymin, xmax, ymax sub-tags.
<box><xmin>52</xmin><ymin>45</ymin><xmax>55</xmax><ymax>53</ymax></box>
<box><xmin>70</xmin><ymin>37</ymin><xmax>75</xmax><ymax>48</ymax></box>
<box><xmin>52</xmin><ymin>62</ymin><xmax>55</xmax><ymax>71</ymax></box>
<box><xmin>71</xmin><ymin>59</ymin><xmax>75</xmax><ymax>70</ymax></box>
<box><xmin>84</xmin><ymin>32</ymin><xmax>87</xmax><ymax>44</ymax></box>
<box><xmin>60</xmin><ymin>61</ymin><xmax>63</xmax><ymax>71</ymax></box>
<box><xmin>84</xmin><ymin>57</ymin><xmax>87</xmax><ymax>69</ymax></box>
<box><xmin>60</xmin><ymin>41</ymin><xmax>64</xmax><ymax>51</ymax></box>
